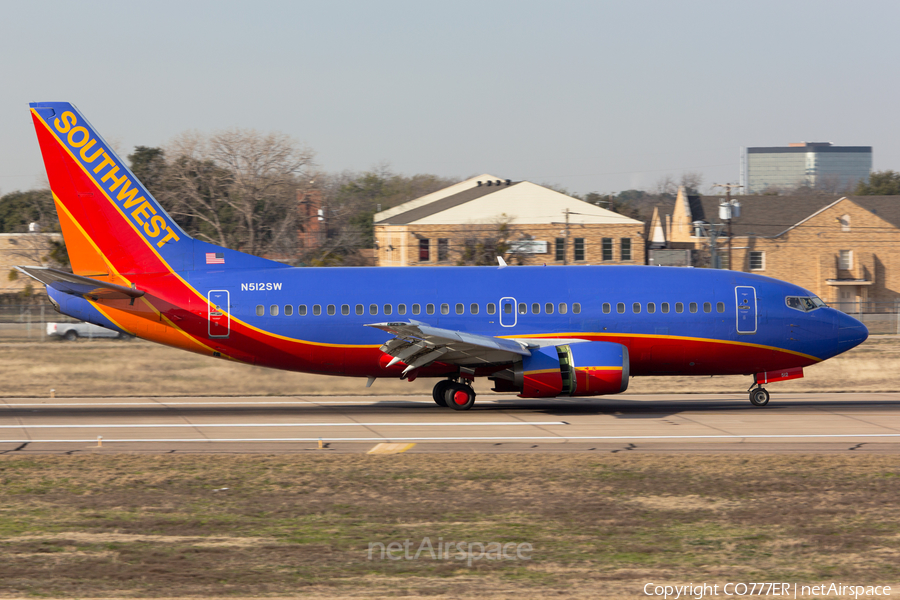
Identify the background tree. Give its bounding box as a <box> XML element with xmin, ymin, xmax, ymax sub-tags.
<box><xmin>855</xmin><ymin>170</ymin><xmax>900</xmax><ymax>195</ymax></box>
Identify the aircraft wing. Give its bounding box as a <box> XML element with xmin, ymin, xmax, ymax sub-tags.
<box><xmin>15</xmin><ymin>266</ymin><xmax>145</xmax><ymax>300</ymax></box>
<box><xmin>366</xmin><ymin>321</ymin><xmax>532</xmax><ymax>377</ymax></box>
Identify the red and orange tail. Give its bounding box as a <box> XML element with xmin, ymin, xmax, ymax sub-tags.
<box><xmin>30</xmin><ymin>102</ymin><xmax>193</xmax><ymax>281</ymax></box>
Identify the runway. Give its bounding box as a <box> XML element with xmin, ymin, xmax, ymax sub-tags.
<box><xmin>2</xmin><ymin>392</ymin><xmax>900</xmax><ymax>454</ymax></box>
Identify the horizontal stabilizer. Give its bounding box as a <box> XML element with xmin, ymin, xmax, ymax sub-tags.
<box><xmin>15</xmin><ymin>266</ymin><xmax>145</xmax><ymax>300</ymax></box>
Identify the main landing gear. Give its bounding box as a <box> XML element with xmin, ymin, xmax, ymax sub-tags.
<box><xmin>748</xmin><ymin>383</ymin><xmax>770</xmax><ymax>407</ymax></box>
<box><xmin>432</xmin><ymin>379</ymin><xmax>476</xmax><ymax>411</ymax></box>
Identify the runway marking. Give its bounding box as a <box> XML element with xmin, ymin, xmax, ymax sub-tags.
<box><xmin>5</xmin><ymin>433</ymin><xmax>900</xmax><ymax>443</ymax></box>
<box><xmin>0</xmin><ymin>421</ymin><xmax>566</xmax><ymax>429</ymax></box>
<box><xmin>368</xmin><ymin>443</ymin><xmax>416</xmax><ymax>454</ymax></box>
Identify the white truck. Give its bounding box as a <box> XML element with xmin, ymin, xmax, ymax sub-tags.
<box><xmin>46</xmin><ymin>322</ymin><xmax>131</xmax><ymax>341</ymax></box>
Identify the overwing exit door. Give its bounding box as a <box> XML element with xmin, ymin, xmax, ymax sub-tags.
<box><xmin>208</xmin><ymin>290</ymin><xmax>230</xmax><ymax>338</ymax></box>
<box><xmin>500</xmin><ymin>297</ymin><xmax>517</xmax><ymax>327</ymax></box>
<box><xmin>735</xmin><ymin>286</ymin><xmax>757</xmax><ymax>334</ymax></box>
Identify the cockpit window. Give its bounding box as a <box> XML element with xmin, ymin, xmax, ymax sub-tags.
<box><xmin>786</xmin><ymin>296</ymin><xmax>825</xmax><ymax>312</ymax></box>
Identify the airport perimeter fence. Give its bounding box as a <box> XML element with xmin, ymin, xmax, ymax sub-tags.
<box><xmin>1</xmin><ymin>299</ymin><xmax>899</xmax><ymax>342</ymax></box>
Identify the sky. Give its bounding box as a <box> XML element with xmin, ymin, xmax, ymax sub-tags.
<box><xmin>1</xmin><ymin>0</ymin><xmax>898</xmax><ymax>197</ymax></box>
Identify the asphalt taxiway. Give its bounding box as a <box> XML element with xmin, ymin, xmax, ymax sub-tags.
<box><xmin>1</xmin><ymin>392</ymin><xmax>900</xmax><ymax>454</ymax></box>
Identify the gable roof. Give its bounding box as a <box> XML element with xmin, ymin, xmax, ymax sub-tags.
<box><xmin>375</xmin><ymin>175</ymin><xmax>643</xmax><ymax>226</ymax></box>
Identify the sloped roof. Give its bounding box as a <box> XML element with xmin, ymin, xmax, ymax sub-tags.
<box><xmin>691</xmin><ymin>194</ymin><xmax>900</xmax><ymax>237</ymax></box>
<box><xmin>375</xmin><ymin>175</ymin><xmax>643</xmax><ymax>226</ymax></box>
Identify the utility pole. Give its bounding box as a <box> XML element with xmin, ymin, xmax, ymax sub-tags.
<box><xmin>563</xmin><ymin>208</ymin><xmax>570</xmax><ymax>265</ymax></box>
<box><xmin>713</xmin><ymin>183</ymin><xmax>742</xmax><ymax>269</ymax></box>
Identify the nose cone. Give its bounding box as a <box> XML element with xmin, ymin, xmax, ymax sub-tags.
<box><xmin>835</xmin><ymin>310</ymin><xmax>868</xmax><ymax>350</ymax></box>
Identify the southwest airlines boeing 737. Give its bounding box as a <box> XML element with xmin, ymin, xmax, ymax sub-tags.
<box><xmin>18</xmin><ymin>102</ymin><xmax>869</xmax><ymax>410</ymax></box>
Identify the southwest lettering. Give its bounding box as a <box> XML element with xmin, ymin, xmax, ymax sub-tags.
<box><xmin>123</xmin><ymin>194</ymin><xmax>145</xmax><ymax>209</ymax></box>
<box><xmin>145</xmin><ymin>215</ymin><xmax>165</xmax><ymax>238</ymax></box>
<box><xmin>131</xmin><ymin>201</ymin><xmax>156</xmax><ymax>226</ymax></box>
<box><xmin>115</xmin><ymin>180</ymin><xmax>141</xmax><ymax>205</ymax></box>
<box><xmin>92</xmin><ymin>152</ymin><xmax>115</xmax><ymax>174</ymax></box>
<box><xmin>54</xmin><ymin>111</ymin><xmax>76</xmax><ymax>133</ymax></box>
<box><xmin>156</xmin><ymin>227</ymin><xmax>180</xmax><ymax>247</ymax></box>
<box><xmin>67</xmin><ymin>126</ymin><xmax>90</xmax><ymax>148</ymax></box>
<box><xmin>101</xmin><ymin>165</ymin><xmax>129</xmax><ymax>191</ymax></box>
<box><xmin>79</xmin><ymin>139</ymin><xmax>104</xmax><ymax>162</ymax></box>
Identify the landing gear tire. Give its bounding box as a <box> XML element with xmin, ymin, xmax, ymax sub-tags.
<box><xmin>445</xmin><ymin>382</ymin><xmax>476</xmax><ymax>411</ymax></box>
<box><xmin>750</xmin><ymin>387</ymin><xmax>770</xmax><ymax>407</ymax></box>
<box><xmin>432</xmin><ymin>380</ymin><xmax>452</xmax><ymax>407</ymax></box>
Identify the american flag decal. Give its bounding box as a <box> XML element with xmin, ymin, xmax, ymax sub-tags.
<box><xmin>206</xmin><ymin>252</ymin><xmax>225</xmax><ymax>264</ymax></box>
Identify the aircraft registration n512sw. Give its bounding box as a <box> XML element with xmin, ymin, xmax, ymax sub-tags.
<box><xmin>19</xmin><ymin>102</ymin><xmax>869</xmax><ymax>410</ymax></box>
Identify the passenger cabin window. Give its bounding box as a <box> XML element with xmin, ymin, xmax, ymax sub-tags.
<box><xmin>616</xmin><ymin>302</ymin><xmax>625</xmax><ymax>313</ymax></box>
<box><xmin>545</xmin><ymin>303</ymin><xmax>554</xmax><ymax>314</ymax></box>
<box><xmin>518</xmin><ymin>303</ymin><xmax>527</xmax><ymax>314</ymax></box>
<box><xmin>689</xmin><ymin>302</ymin><xmax>698</xmax><ymax>313</ymax></box>
<box><xmin>440</xmin><ymin>303</ymin><xmax>449</xmax><ymax>315</ymax></box>
<box><xmin>313</xmin><ymin>304</ymin><xmax>321</xmax><ymax>316</ymax></box>
<box><xmin>661</xmin><ymin>302</ymin><xmax>670</xmax><ymax>313</ymax></box>
<box><xmin>647</xmin><ymin>302</ymin><xmax>655</xmax><ymax>314</ymax></box>
<box><xmin>716</xmin><ymin>302</ymin><xmax>725</xmax><ymax>313</ymax></box>
<box><xmin>470</xmin><ymin>303</ymin><xmax>479</xmax><ymax>315</ymax></box>
<box><xmin>703</xmin><ymin>302</ymin><xmax>711</xmax><ymax>313</ymax></box>
<box><xmin>256</xmin><ymin>305</ymin><xmax>264</xmax><ymax>316</ymax></box>
<box><xmin>503</xmin><ymin>303</ymin><xmax>512</xmax><ymax>314</ymax></box>
<box><xmin>327</xmin><ymin>304</ymin><xmax>335</xmax><ymax>315</ymax></box>
<box><xmin>558</xmin><ymin>303</ymin><xmax>567</xmax><ymax>314</ymax></box>
<box><xmin>632</xmin><ymin>302</ymin><xmax>641</xmax><ymax>314</ymax></box>
<box><xmin>426</xmin><ymin>304</ymin><xmax>435</xmax><ymax>315</ymax></box>
<box><xmin>573</xmin><ymin>303</ymin><xmax>581</xmax><ymax>314</ymax></box>
<box><xmin>369</xmin><ymin>304</ymin><xmax>378</xmax><ymax>315</ymax></box>
<box><xmin>456</xmin><ymin>303</ymin><xmax>464</xmax><ymax>315</ymax></box>
<box><xmin>270</xmin><ymin>304</ymin><xmax>279</xmax><ymax>316</ymax></box>
<box><xmin>356</xmin><ymin>304</ymin><xmax>364</xmax><ymax>315</ymax></box>
<box><xmin>284</xmin><ymin>305</ymin><xmax>293</xmax><ymax>316</ymax></box>
<box><xmin>487</xmin><ymin>303</ymin><xmax>496</xmax><ymax>315</ymax></box>
<box><xmin>532</xmin><ymin>303</ymin><xmax>540</xmax><ymax>314</ymax></box>
<box><xmin>675</xmin><ymin>302</ymin><xmax>684</xmax><ymax>313</ymax></box>
<box><xmin>298</xmin><ymin>305</ymin><xmax>307</xmax><ymax>316</ymax></box>
<box><xmin>412</xmin><ymin>304</ymin><xmax>421</xmax><ymax>315</ymax></box>
<box><xmin>383</xmin><ymin>304</ymin><xmax>392</xmax><ymax>316</ymax></box>
<box><xmin>342</xmin><ymin>304</ymin><xmax>350</xmax><ymax>315</ymax></box>
<box><xmin>398</xmin><ymin>304</ymin><xmax>407</xmax><ymax>315</ymax></box>
<box><xmin>602</xmin><ymin>303</ymin><xmax>611</xmax><ymax>314</ymax></box>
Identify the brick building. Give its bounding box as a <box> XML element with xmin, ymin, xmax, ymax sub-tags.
<box><xmin>374</xmin><ymin>175</ymin><xmax>645</xmax><ymax>266</ymax></box>
<box><xmin>663</xmin><ymin>187</ymin><xmax>900</xmax><ymax>311</ymax></box>
<box><xmin>0</xmin><ymin>232</ymin><xmax>61</xmax><ymax>294</ymax></box>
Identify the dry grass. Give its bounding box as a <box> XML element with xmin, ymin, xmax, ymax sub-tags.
<box><xmin>1</xmin><ymin>336</ymin><xmax>897</xmax><ymax>398</ymax></box>
<box><xmin>1</xmin><ymin>454</ymin><xmax>899</xmax><ymax>598</ymax></box>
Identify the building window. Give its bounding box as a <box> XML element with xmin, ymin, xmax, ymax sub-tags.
<box><xmin>839</xmin><ymin>250</ymin><xmax>853</xmax><ymax>270</ymax></box>
<box><xmin>749</xmin><ymin>251</ymin><xmax>765</xmax><ymax>271</ymax></box>
<box><xmin>840</xmin><ymin>214</ymin><xmax>851</xmax><ymax>232</ymax></box>
<box><xmin>620</xmin><ymin>238</ymin><xmax>632</xmax><ymax>261</ymax></box>
<box><xmin>437</xmin><ymin>238</ymin><xmax>449</xmax><ymax>261</ymax></box>
<box><xmin>555</xmin><ymin>238</ymin><xmax>565</xmax><ymax>261</ymax></box>
<box><xmin>574</xmin><ymin>238</ymin><xmax>585</xmax><ymax>262</ymax></box>
<box><xmin>602</xmin><ymin>238</ymin><xmax>613</xmax><ymax>261</ymax></box>
<box><xmin>419</xmin><ymin>238</ymin><xmax>430</xmax><ymax>262</ymax></box>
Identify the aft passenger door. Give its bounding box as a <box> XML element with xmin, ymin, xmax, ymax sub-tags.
<box><xmin>735</xmin><ymin>286</ymin><xmax>757</xmax><ymax>334</ymax></box>
<box><xmin>208</xmin><ymin>290</ymin><xmax>230</xmax><ymax>338</ymax></box>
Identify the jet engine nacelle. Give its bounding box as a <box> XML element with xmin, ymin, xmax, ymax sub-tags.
<box><xmin>515</xmin><ymin>341</ymin><xmax>630</xmax><ymax>398</ymax></box>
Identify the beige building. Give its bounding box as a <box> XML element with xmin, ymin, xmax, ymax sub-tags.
<box><xmin>374</xmin><ymin>174</ymin><xmax>645</xmax><ymax>266</ymax></box>
<box><xmin>0</xmin><ymin>232</ymin><xmax>61</xmax><ymax>294</ymax></box>
<box><xmin>661</xmin><ymin>188</ymin><xmax>900</xmax><ymax>311</ymax></box>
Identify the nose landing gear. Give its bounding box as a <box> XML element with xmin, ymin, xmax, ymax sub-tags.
<box><xmin>748</xmin><ymin>383</ymin><xmax>770</xmax><ymax>407</ymax></box>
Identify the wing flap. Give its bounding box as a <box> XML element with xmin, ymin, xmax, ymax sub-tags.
<box><xmin>15</xmin><ymin>266</ymin><xmax>145</xmax><ymax>300</ymax></box>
